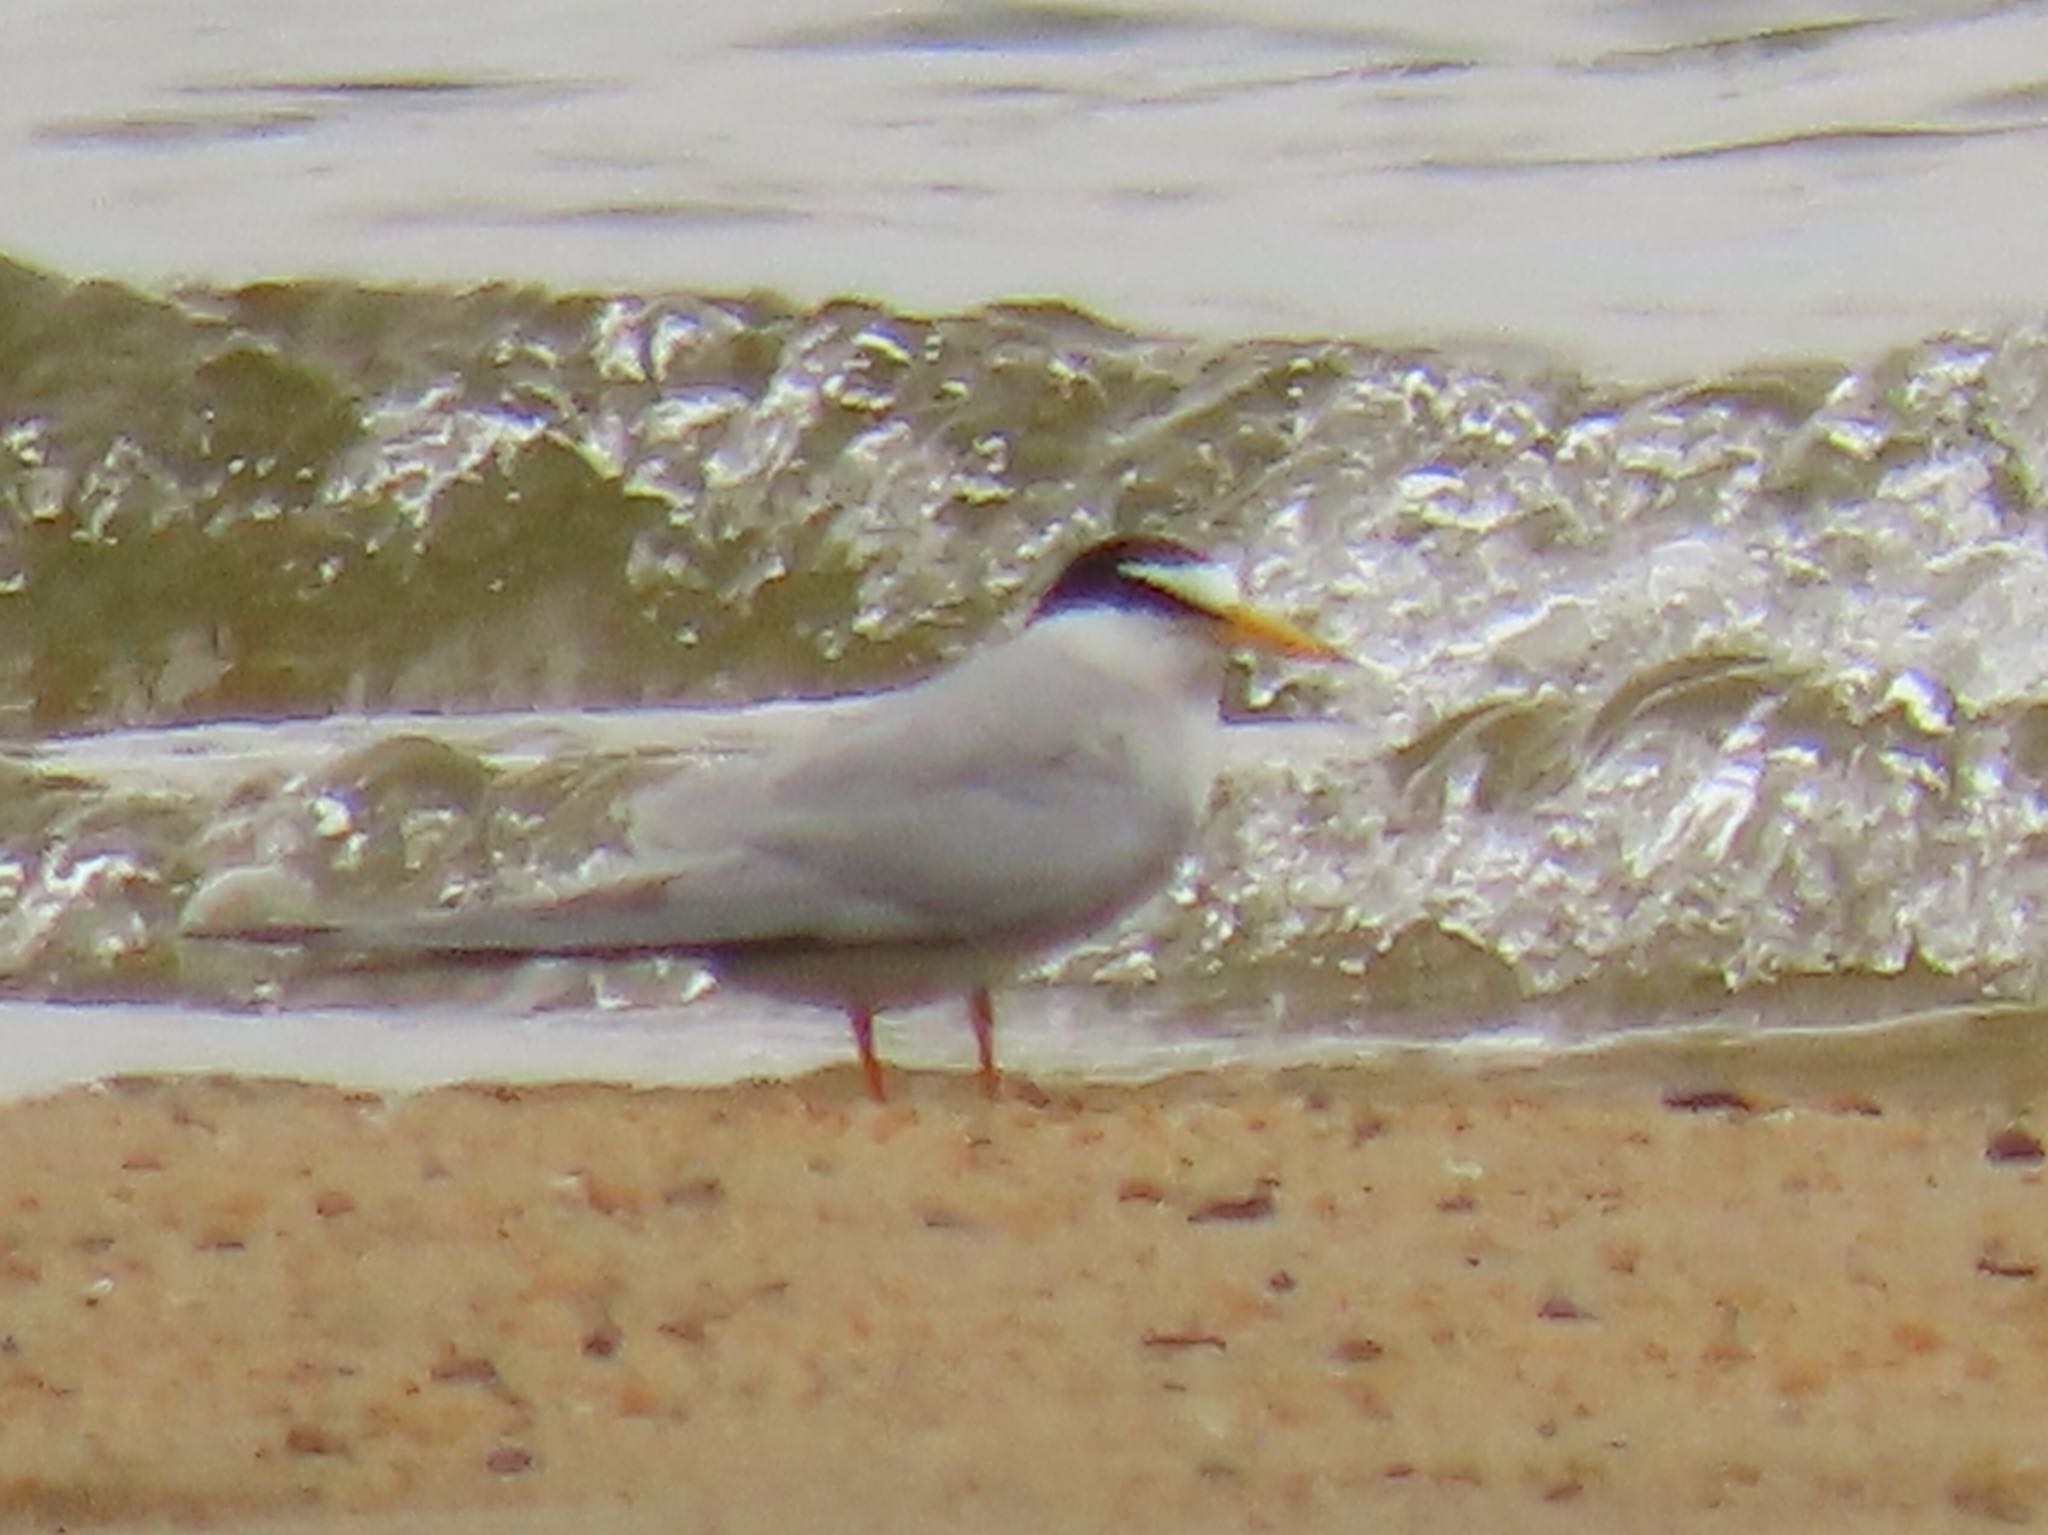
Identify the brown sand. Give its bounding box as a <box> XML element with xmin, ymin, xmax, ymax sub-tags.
<box><xmin>4</xmin><ymin>1027</ymin><xmax>2048</xmax><ymax>1534</ymax></box>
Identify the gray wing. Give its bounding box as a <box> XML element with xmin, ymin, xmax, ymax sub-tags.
<box><xmin>204</xmin><ymin>637</ymin><xmax>1208</xmax><ymax>963</ymax></box>
<box><xmin>429</xmin><ymin>637</ymin><xmax>1207</xmax><ymax>957</ymax></box>
<box><xmin>197</xmin><ymin>834</ymin><xmax>941</xmax><ymax>963</ymax></box>
<box><xmin>732</xmin><ymin>638</ymin><xmax>1207</xmax><ymax>944</ymax></box>
<box><xmin>211</xmin><ymin>859</ymin><xmax>919</xmax><ymax>964</ymax></box>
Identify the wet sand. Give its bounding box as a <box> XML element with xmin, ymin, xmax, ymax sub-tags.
<box><xmin>5</xmin><ymin>1028</ymin><xmax>2048</xmax><ymax>1534</ymax></box>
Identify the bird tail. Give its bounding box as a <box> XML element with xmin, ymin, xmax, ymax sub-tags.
<box><xmin>182</xmin><ymin>868</ymin><xmax>726</xmax><ymax>970</ymax></box>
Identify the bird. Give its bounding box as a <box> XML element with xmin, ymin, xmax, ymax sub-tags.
<box><xmin>190</xmin><ymin>535</ymin><xmax>1344</xmax><ymax>1101</ymax></box>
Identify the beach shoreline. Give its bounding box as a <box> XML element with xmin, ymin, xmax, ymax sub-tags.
<box><xmin>4</xmin><ymin>1031</ymin><xmax>2047</xmax><ymax>1533</ymax></box>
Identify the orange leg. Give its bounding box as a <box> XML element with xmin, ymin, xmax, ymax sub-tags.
<box><xmin>848</xmin><ymin>1006</ymin><xmax>886</xmax><ymax>1103</ymax></box>
<box><xmin>970</xmin><ymin>987</ymin><xmax>999</xmax><ymax>1100</ymax></box>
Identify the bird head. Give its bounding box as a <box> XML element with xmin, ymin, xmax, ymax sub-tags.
<box><xmin>1032</xmin><ymin>536</ymin><xmax>1346</xmax><ymax>661</ymax></box>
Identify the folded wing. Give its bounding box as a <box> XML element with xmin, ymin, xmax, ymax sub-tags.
<box><xmin>199</xmin><ymin>627</ymin><xmax>1205</xmax><ymax>965</ymax></box>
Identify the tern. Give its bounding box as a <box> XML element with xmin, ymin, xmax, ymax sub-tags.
<box><xmin>193</xmin><ymin>536</ymin><xmax>1344</xmax><ymax>1099</ymax></box>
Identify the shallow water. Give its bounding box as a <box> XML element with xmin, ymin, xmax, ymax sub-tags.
<box><xmin>4</xmin><ymin>1</ymin><xmax>2048</xmax><ymax>1091</ymax></box>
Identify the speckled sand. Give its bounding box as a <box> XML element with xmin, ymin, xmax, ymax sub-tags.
<box><xmin>4</xmin><ymin>1035</ymin><xmax>2048</xmax><ymax>1534</ymax></box>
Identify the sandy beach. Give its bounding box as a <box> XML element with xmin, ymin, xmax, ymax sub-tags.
<box><xmin>2</xmin><ymin>1017</ymin><xmax>2047</xmax><ymax>1534</ymax></box>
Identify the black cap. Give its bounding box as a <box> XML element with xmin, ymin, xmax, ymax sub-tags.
<box><xmin>1031</xmin><ymin>536</ymin><xmax>1217</xmax><ymax>624</ymax></box>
